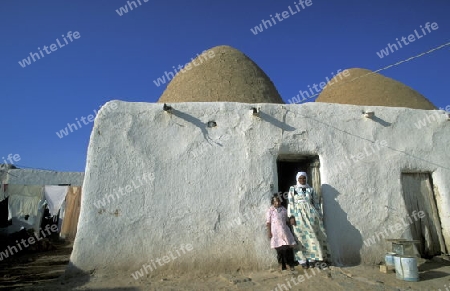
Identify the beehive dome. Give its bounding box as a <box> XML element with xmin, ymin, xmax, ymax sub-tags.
<box><xmin>315</xmin><ymin>68</ymin><xmax>436</xmax><ymax>110</ymax></box>
<box><xmin>157</xmin><ymin>45</ymin><xmax>283</xmax><ymax>104</ymax></box>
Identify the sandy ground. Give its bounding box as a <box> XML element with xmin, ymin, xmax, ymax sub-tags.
<box><xmin>1</xmin><ymin>242</ymin><xmax>450</xmax><ymax>291</ymax></box>
<box><xmin>0</xmin><ymin>239</ymin><xmax>71</xmax><ymax>290</ymax></box>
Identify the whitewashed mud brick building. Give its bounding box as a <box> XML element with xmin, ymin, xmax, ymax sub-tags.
<box><xmin>69</xmin><ymin>46</ymin><xmax>449</xmax><ymax>276</ymax></box>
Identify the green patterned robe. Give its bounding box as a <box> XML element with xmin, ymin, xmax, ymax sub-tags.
<box><xmin>287</xmin><ymin>185</ymin><xmax>329</xmax><ymax>263</ymax></box>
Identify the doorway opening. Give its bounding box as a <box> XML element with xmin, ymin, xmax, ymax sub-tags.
<box><xmin>276</xmin><ymin>155</ymin><xmax>320</xmax><ymax>208</ymax></box>
<box><xmin>401</xmin><ymin>172</ymin><xmax>447</xmax><ymax>258</ymax></box>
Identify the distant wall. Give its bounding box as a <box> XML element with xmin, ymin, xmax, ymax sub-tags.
<box><xmin>4</xmin><ymin>169</ymin><xmax>84</xmax><ymax>186</ymax></box>
<box><xmin>70</xmin><ymin>101</ymin><xmax>450</xmax><ymax>275</ymax></box>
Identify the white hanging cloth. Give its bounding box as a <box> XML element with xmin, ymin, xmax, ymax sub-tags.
<box><xmin>44</xmin><ymin>185</ymin><xmax>69</xmax><ymax>216</ymax></box>
<box><xmin>7</xmin><ymin>185</ymin><xmax>44</xmax><ymax>220</ymax></box>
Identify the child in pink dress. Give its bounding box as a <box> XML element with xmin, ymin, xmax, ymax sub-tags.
<box><xmin>266</xmin><ymin>194</ymin><xmax>297</xmax><ymax>271</ymax></box>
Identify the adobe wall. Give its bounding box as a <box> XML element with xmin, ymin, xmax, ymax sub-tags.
<box><xmin>69</xmin><ymin>100</ymin><xmax>450</xmax><ymax>275</ymax></box>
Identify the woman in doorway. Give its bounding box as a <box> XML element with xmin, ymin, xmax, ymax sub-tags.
<box><xmin>288</xmin><ymin>171</ymin><xmax>329</xmax><ymax>268</ymax></box>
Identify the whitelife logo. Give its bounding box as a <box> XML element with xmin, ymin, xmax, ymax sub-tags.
<box><xmin>93</xmin><ymin>172</ymin><xmax>155</xmax><ymax>209</ymax></box>
<box><xmin>363</xmin><ymin>210</ymin><xmax>425</xmax><ymax>247</ymax></box>
<box><xmin>131</xmin><ymin>244</ymin><xmax>193</xmax><ymax>279</ymax></box>
<box><xmin>376</xmin><ymin>22</ymin><xmax>439</xmax><ymax>59</ymax></box>
<box><xmin>0</xmin><ymin>224</ymin><xmax>59</xmax><ymax>261</ymax></box>
<box><xmin>1</xmin><ymin>153</ymin><xmax>21</xmax><ymax>165</ymax></box>
<box><xmin>250</xmin><ymin>0</ymin><xmax>313</xmax><ymax>35</ymax></box>
<box><xmin>413</xmin><ymin>105</ymin><xmax>450</xmax><ymax>129</ymax></box>
<box><xmin>55</xmin><ymin>102</ymin><xmax>118</xmax><ymax>139</ymax></box>
<box><xmin>115</xmin><ymin>0</ymin><xmax>149</xmax><ymax>16</ymax></box>
<box><xmin>152</xmin><ymin>50</ymin><xmax>215</xmax><ymax>87</ymax></box>
<box><xmin>287</xmin><ymin>69</ymin><xmax>351</xmax><ymax>104</ymax></box>
<box><xmin>18</xmin><ymin>31</ymin><xmax>81</xmax><ymax>68</ymax></box>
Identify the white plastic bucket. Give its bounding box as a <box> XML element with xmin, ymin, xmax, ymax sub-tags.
<box><xmin>385</xmin><ymin>252</ymin><xmax>396</xmax><ymax>268</ymax></box>
<box><xmin>394</xmin><ymin>255</ymin><xmax>419</xmax><ymax>282</ymax></box>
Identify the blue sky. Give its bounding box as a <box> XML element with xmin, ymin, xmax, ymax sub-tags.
<box><xmin>0</xmin><ymin>0</ymin><xmax>448</xmax><ymax>172</ymax></box>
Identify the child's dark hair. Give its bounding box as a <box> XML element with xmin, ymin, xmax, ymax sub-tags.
<box><xmin>271</xmin><ymin>193</ymin><xmax>281</xmax><ymax>205</ymax></box>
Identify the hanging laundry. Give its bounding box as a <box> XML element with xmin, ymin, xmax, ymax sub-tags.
<box><xmin>0</xmin><ymin>183</ymin><xmax>6</xmax><ymax>201</ymax></box>
<box><xmin>44</xmin><ymin>185</ymin><xmax>69</xmax><ymax>216</ymax></box>
<box><xmin>61</xmin><ymin>186</ymin><xmax>82</xmax><ymax>240</ymax></box>
<box><xmin>58</xmin><ymin>199</ymin><xmax>66</xmax><ymax>232</ymax></box>
<box><xmin>31</xmin><ymin>198</ymin><xmax>47</xmax><ymax>236</ymax></box>
<box><xmin>7</xmin><ymin>185</ymin><xmax>44</xmax><ymax>220</ymax></box>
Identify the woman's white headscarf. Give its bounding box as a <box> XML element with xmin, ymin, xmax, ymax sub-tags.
<box><xmin>296</xmin><ymin>172</ymin><xmax>310</xmax><ymax>187</ymax></box>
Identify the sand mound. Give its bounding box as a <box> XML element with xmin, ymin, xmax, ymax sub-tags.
<box><xmin>315</xmin><ymin>68</ymin><xmax>436</xmax><ymax>110</ymax></box>
<box><xmin>157</xmin><ymin>45</ymin><xmax>283</xmax><ymax>104</ymax></box>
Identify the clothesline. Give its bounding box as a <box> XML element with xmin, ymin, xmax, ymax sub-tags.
<box><xmin>2</xmin><ymin>185</ymin><xmax>73</xmax><ymax>221</ymax></box>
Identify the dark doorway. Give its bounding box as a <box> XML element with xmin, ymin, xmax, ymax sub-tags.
<box><xmin>276</xmin><ymin>155</ymin><xmax>320</xmax><ymax>208</ymax></box>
